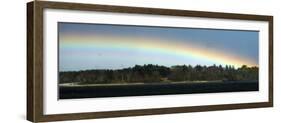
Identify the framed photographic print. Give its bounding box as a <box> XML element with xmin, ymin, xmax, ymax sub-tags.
<box><xmin>27</xmin><ymin>1</ymin><xmax>273</xmax><ymax>122</ymax></box>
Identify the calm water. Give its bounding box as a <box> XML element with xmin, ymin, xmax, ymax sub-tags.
<box><xmin>59</xmin><ymin>81</ymin><xmax>258</xmax><ymax>99</ymax></box>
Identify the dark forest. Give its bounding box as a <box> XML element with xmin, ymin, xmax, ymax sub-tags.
<box><xmin>59</xmin><ymin>64</ymin><xmax>258</xmax><ymax>85</ymax></box>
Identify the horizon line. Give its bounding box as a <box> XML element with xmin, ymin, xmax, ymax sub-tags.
<box><xmin>59</xmin><ymin>64</ymin><xmax>259</xmax><ymax>72</ymax></box>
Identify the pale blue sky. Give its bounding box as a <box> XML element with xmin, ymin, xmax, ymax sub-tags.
<box><xmin>59</xmin><ymin>22</ymin><xmax>259</xmax><ymax>71</ymax></box>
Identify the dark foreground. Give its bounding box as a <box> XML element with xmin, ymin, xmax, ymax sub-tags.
<box><xmin>59</xmin><ymin>81</ymin><xmax>258</xmax><ymax>99</ymax></box>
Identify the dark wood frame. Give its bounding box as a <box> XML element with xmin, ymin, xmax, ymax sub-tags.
<box><xmin>27</xmin><ymin>1</ymin><xmax>273</xmax><ymax>122</ymax></box>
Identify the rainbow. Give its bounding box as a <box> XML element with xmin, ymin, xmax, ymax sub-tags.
<box><xmin>60</xmin><ymin>34</ymin><xmax>258</xmax><ymax>68</ymax></box>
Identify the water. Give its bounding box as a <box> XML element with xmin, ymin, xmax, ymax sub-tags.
<box><xmin>59</xmin><ymin>81</ymin><xmax>258</xmax><ymax>99</ymax></box>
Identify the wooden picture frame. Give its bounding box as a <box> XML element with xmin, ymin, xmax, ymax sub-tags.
<box><xmin>27</xmin><ymin>1</ymin><xmax>273</xmax><ymax>122</ymax></box>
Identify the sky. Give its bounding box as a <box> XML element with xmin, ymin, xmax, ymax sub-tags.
<box><xmin>58</xmin><ymin>22</ymin><xmax>259</xmax><ymax>72</ymax></box>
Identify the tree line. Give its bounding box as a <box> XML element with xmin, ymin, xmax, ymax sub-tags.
<box><xmin>59</xmin><ymin>64</ymin><xmax>258</xmax><ymax>84</ymax></box>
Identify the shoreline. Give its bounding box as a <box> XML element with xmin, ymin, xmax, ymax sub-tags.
<box><xmin>59</xmin><ymin>80</ymin><xmax>258</xmax><ymax>87</ymax></box>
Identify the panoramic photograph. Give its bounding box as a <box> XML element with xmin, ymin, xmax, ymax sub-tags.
<box><xmin>58</xmin><ymin>22</ymin><xmax>259</xmax><ymax>99</ymax></box>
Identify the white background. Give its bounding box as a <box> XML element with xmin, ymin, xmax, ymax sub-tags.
<box><xmin>44</xmin><ymin>8</ymin><xmax>269</xmax><ymax>114</ymax></box>
<box><xmin>0</xmin><ymin>0</ymin><xmax>280</xmax><ymax>123</ymax></box>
